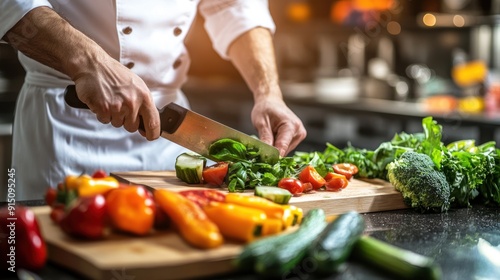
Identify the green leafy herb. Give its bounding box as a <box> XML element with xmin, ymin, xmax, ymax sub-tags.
<box><xmin>207</xmin><ymin>117</ymin><xmax>500</xmax><ymax>209</ymax></box>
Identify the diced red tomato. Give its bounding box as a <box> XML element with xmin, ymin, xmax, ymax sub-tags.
<box><xmin>91</xmin><ymin>169</ymin><xmax>108</xmax><ymax>179</ymax></box>
<box><xmin>324</xmin><ymin>172</ymin><xmax>349</xmax><ymax>191</ymax></box>
<box><xmin>278</xmin><ymin>177</ymin><xmax>304</xmax><ymax>195</ymax></box>
<box><xmin>298</xmin><ymin>165</ymin><xmax>326</xmax><ymax>190</ymax></box>
<box><xmin>44</xmin><ymin>187</ymin><xmax>57</xmax><ymax>207</ymax></box>
<box><xmin>332</xmin><ymin>163</ymin><xmax>359</xmax><ymax>180</ymax></box>
<box><xmin>202</xmin><ymin>162</ymin><xmax>229</xmax><ymax>186</ymax></box>
<box><xmin>302</xmin><ymin>182</ymin><xmax>314</xmax><ymax>193</ymax></box>
<box><xmin>49</xmin><ymin>205</ymin><xmax>66</xmax><ymax>224</ymax></box>
<box><xmin>178</xmin><ymin>189</ymin><xmax>226</xmax><ymax>208</ymax></box>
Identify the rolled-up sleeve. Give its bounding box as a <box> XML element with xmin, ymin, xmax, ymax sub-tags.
<box><xmin>198</xmin><ymin>0</ymin><xmax>276</xmax><ymax>60</ymax></box>
<box><xmin>0</xmin><ymin>0</ymin><xmax>52</xmax><ymax>41</ymax></box>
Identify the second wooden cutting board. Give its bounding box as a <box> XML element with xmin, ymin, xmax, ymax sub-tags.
<box><xmin>112</xmin><ymin>170</ymin><xmax>407</xmax><ymax>216</ymax></box>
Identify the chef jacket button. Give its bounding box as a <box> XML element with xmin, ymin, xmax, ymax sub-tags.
<box><xmin>125</xmin><ymin>62</ymin><xmax>135</xmax><ymax>69</ymax></box>
<box><xmin>123</xmin><ymin>26</ymin><xmax>133</xmax><ymax>34</ymax></box>
<box><xmin>173</xmin><ymin>27</ymin><xmax>182</xmax><ymax>36</ymax></box>
<box><xmin>173</xmin><ymin>59</ymin><xmax>182</xmax><ymax>69</ymax></box>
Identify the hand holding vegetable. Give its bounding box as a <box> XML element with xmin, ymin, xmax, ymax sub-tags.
<box><xmin>250</xmin><ymin>96</ymin><xmax>307</xmax><ymax>157</ymax></box>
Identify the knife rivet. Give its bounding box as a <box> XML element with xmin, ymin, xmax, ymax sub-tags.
<box><xmin>173</xmin><ymin>27</ymin><xmax>182</xmax><ymax>36</ymax></box>
<box><xmin>125</xmin><ymin>62</ymin><xmax>135</xmax><ymax>69</ymax></box>
<box><xmin>173</xmin><ymin>59</ymin><xmax>182</xmax><ymax>69</ymax></box>
<box><xmin>122</xmin><ymin>26</ymin><xmax>133</xmax><ymax>35</ymax></box>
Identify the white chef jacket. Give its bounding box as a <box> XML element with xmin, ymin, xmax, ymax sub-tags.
<box><xmin>0</xmin><ymin>0</ymin><xmax>275</xmax><ymax>201</ymax></box>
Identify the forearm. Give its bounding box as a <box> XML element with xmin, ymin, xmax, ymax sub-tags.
<box><xmin>227</xmin><ymin>27</ymin><xmax>282</xmax><ymax>100</ymax></box>
<box><xmin>3</xmin><ymin>6</ymin><xmax>108</xmax><ymax>81</ymax></box>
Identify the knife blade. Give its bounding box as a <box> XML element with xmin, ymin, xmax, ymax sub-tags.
<box><xmin>64</xmin><ymin>85</ymin><xmax>280</xmax><ymax>164</ymax></box>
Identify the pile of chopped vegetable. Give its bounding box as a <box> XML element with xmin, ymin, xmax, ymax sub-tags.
<box><xmin>175</xmin><ymin>117</ymin><xmax>500</xmax><ymax>212</ymax></box>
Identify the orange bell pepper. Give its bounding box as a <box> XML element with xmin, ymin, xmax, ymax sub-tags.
<box><xmin>203</xmin><ymin>202</ymin><xmax>267</xmax><ymax>243</ymax></box>
<box><xmin>106</xmin><ymin>186</ymin><xmax>155</xmax><ymax>236</ymax></box>
<box><xmin>154</xmin><ymin>189</ymin><xmax>223</xmax><ymax>249</ymax></box>
<box><xmin>65</xmin><ymin>174</ymin><xmax>119</xmax><ymax>197</ymax></box>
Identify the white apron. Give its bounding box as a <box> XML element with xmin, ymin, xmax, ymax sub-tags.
<box><xmin>0</xmin><ymin>0</ymin><xmax>275</xmax><ymax>201</ymax></box>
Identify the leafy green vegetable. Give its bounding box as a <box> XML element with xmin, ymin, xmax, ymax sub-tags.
<box><xmin>440</xmin><ymin>140</ymin><xmax>498</xmax><ymax>207</ymax></box>
<box><xmin>208</xmin><ymin>138</ymin><xmax>250</xmax><ymax>162</ymax></box>
<box><xmin>293</xmin><ymin>116</ymin><xmax>500</xmax><ymax>210</ymax></box>
<box><xmin>207</xmin><ymin>117</ymin><xmax>500</xmax><ymax>209</ymax></box>
<box><xmin>209</xmin><ymin>139</ymin><xmax>302</xmax><ymax>192</ymax></box>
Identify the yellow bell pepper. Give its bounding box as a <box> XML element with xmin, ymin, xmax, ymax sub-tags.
<box><xmin>458</xmin><ymin>96</ymin><xmax>484</xmax><ymax>113</ymax></box>
<box><xmin>283</xmin><ymin>205</ymin><xmax>303</xmax><ymax>227</ymax></box>
<box><xmin>204</xmin><ymin>202</ymin><xmax>267</xmax><ymax>243</ymax></box>
<box><xmin>225</xmin><ymin>193</ymin><xmax>303</xmax><ymax>229</ymax></box>
<box><xmin>64</xmin><ymin>175</ymin><xmax>119</xmax><ymax>197</ymax></box>
<box><xmin>225</xmin><ymin>193</ymin><xmax>285</xmax><ymax>219</ymax></box>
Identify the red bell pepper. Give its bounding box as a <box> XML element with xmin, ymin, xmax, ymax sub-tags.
<box><xmin>91</xmin><ymin>169</ymin><xmax>108</xmax><ymax>179</ymax></box>
<box><xmin>0</xmin><ymin>206</ymin><xmax>47</xmax><ymax>271</ymax></box>
<box><xmin>60</xmin><ymin>194</ymin><xmax>108</xmax><ymax>239</ymax></box>
<box><xmin>178</xmin><ymin>189</ymin><xmax>226</xmax><ymax>208</ymax></box>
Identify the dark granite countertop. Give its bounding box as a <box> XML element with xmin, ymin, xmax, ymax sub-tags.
<box><xmin>3</xmin><ymin>200</ymin><xmax>499</xmax><ymax>280</ymax></box>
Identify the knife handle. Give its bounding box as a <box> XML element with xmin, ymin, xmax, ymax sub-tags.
<box><xmin>64</xmin><ymin>85</ymin><xmax>88</xmax><ymax>109</ymax></box>
<box><xmin>63</xmin><ymin>85</ymin><xmax>186</xmax><ymax>134</ymax></box>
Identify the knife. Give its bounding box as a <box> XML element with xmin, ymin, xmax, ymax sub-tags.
<box><xmin>64</xmin><ymin>85</ymin><xmax>280</xmax><ymax>164</ymax></box>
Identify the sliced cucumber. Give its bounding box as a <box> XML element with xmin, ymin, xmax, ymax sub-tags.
<box><xmin>175</xmin><ymin>152</ymin><xmax>206</xmax><ymax>184</ymax></box>
<box><xmin>254</xmin><ymin>186</ymin><xmax>292</xmax><ymax>205</ymax></box>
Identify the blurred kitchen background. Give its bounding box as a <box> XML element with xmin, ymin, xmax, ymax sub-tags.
<box><xmin>2</xmin><ymin>0</ymin><xmax>500</xmax><ymax>185</ymax></box>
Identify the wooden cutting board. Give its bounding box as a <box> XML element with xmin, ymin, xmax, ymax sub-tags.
<box><xmin>112</xmin><ymin>170</ymin><xmax>407</xmax><ymax>216</ymax></box>
<box><xmin>33</xmin><ymin>171</ymin><xmax>407</xmax><ymax>280</ymax></box>
<box><xmin>33</xmin><ymin>206</ymin><xmax>242</xmax><ymax>280</ymax></box>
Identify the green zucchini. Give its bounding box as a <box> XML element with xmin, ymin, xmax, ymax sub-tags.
<box><xmin>175</xmin><ymin>152</ymin><xmax>206</xmax><ymax>184</ymax></box>
<box><xmin>352</xmin><ymin>235</ymin><xmax>442</xmax><ymax>280</ymax></box>
<box><xmin>254</xmin><ymin>186</ymin><xmax>292</xmax><ymax>204</ymax></box>
<box><xmin>307</xmin><ymin>210</ymin><xmax>365</xmax><ymax>275</ymax></box>
<box><xmin>234</xmin><ymin>208</ymin><xmax>326</xmax><ymax>274</ymax></box>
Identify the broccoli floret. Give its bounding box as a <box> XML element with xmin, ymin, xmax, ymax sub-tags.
<box><xmin>387</xmin><ymin>151</ymin><xmax>451</xmax><ymax>213</ymax></box>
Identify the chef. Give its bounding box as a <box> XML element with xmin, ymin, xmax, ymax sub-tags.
<box><xmin>0</xmin><ymin>0</ymin><xmax>307</xmax><ymax>201</ymax></box>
